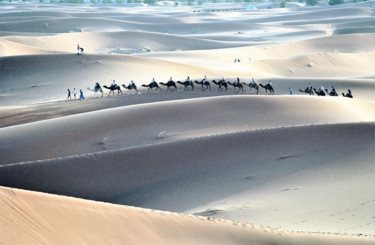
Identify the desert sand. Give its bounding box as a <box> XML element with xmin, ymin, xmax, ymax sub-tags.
<box><xmin>0</xmin><ymin>1</ymin><xmax>374</xmax><ymax>244</ymax></box>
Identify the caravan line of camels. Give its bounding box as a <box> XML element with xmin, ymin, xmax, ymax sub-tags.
<box><xmin>87</xmin><ymin>77</ymin><xmax>353</xmax><ymax>98</ymax></box>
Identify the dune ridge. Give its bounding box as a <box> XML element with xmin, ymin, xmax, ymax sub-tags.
<box><xmin>2</xmin><ymin>186</ymin><xmax>374</xmax><ymax>245</ymax></box>
<box><xmin>1</xmin><ymin>95</ymin><xmax>374</xmax><ymax>165</ymax></box>
<box><xmin>1</xmin><ymin>121</ymin><xmax>374</xmax><ymax>235</ymax></box>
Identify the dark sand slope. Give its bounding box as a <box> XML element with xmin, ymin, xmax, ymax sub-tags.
<box><xmin>1</xmin><ymin>122</ymin><xmax>374</xmax><ymax>234</ymax></box>
<box><xmin>1</xmin><ymin>96</ymin><xmax>374</xmax><ymax>165</ymax></box>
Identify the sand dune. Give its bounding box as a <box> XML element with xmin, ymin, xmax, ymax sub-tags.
<box><xmin>1</xmin><ymin>121</ymin><xmax>374</xmax><ymax>235</ymax></box>
<box><xmin>1</xmin><ymin>2</ymin><xmax>375</xmax><ymax>244</ymax></box>
<box><xmin>2</xmin><ymin>31</ymin><xmax>252</xmax><ymax>56</ymax></box>
<box><xmin>0</xmin><ymin>39</ymin><xmax>57</xmax><ymax>56</ymax></box>
<box><xmin>2</xmin><ymin>187</ymin><xmax>373</xmax><ymax>245</ymax></box>
<box><xmin>1</xmin><ymin>95</ymin><xmax>374</xmax><ymax>165</ymax></box>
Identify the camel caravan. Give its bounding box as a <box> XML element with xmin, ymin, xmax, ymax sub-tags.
<box><xmin>79</xmin><ymin>76</ymin><xmax>354</xmax><ymax>99</ymax></box>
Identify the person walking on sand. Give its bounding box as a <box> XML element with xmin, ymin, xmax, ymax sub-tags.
<box><xmin>289</xmin><ymin>88</ymin><xmax>293</xmax><ymax>95</ymax></box>
<box><xmin>67</xmin><ymin>88</ymin><xmax>71</xmax><ymax>99</ymax></box>
<box><xmin>73</xmin><ymin>88</ymin><xmax>77</xmax><ymax>99</ymax></box>
<box><xmin>79</xmin><ymin>89</ymin><xmax>85</xmax><ymax>99</ymax></box>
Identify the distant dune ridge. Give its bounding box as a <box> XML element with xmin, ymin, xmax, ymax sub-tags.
<box><xmin>0</xmin><ymin>1</ymin><xmax>375</xmax><ymax>244</ymax></box>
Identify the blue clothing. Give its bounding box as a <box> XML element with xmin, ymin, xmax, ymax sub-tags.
<box><xmin>80</xmin><ymin>91</ymin><xmax>85</xmax><ymax>99</ymax></box>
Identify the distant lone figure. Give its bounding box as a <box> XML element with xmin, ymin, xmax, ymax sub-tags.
<box><xmin>289</xmin><ymin>88</ymin><xmax>293</xmax><ymax>95</ymax></box>
<box><xmin>77</xmin><ymin>44</ymin><xmax>84</xmax><ymax>55</ymax></box>
<box><xmin>67</xmin><ymin>88</ymin><xmax>71</xmax><ymax>99</ymax></box>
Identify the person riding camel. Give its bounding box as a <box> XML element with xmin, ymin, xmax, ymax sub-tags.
<box><xmin>234</xmin><ymin>77</ymin><xmax>240</xmax><ymax>86</ymax></box>
<box><xmin>113</xmin><ymin>80</ymin><xmax>117</xmax><ymax>86</ymax></box>
<box><xmin>329</xmin><ymin>86</ymin><xmax>336</xmax><ymax>95</ymax></box>
<box><xmin>185</xmin><ymin>76</ymin><xmax>192</xmax><ymax>84</ymax></box>
<box><xmin>130</xmin><ymin>80</ymin><xmax>135</xmax><ymax>88</ymax></box>
<box><xmin>152</xmin><ymin>78</ymin><xmax>157</xmax><ymax>86</ymax></box>
<box><xmin>307</xmin><ymin>83</ymin><xmax>312</xmax><ymax>92</ymax></box>
<box><xmin>251</xmin><ymin>78</ymin><xmax>256</xmax><ymax>85</ymax></box>
<box><xmin>318</xmin><ymin>85</ymin><xmax>324</xmax><ymax>94</ymax></box>
<box><xmin>202</xmin><ymin>75</ymin><xmax>208</xmax><ymax>85</ymax></box>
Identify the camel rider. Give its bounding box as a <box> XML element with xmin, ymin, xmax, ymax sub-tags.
<box><xmin>169</xmin><ymin>77</ymin><xmax>173</xmax><ymax>82</ymax></box>
<box><xmin>307</xmin><ymin>83</ymin><xmax>312</xmax><ymax>91</ymax></box>
<box><xmin>202</xmin><ymin>75</ymin><xmax>208</xmax><ymax>85</ymax></box>
<box><xmin>251</xmin><ymin>78</ymin><xmax>255</xmax><ymax>85</ymax></box>
<box><xmin>318</xmin><ymin>85</ymin><xmax>324</xmax><ymax>94</ymax></box>
<box><xmin>185</xmin><ymin>76</ymin><xmax>192</xmax><ymax>84</ymax></box>
<box><xmin>329</xmin><ymin>86</ymin><xmax>336</xmax><ymax>94</ymax></box>
<box><xmin>113</xmin><ymin>80</ymin><xmax>117</xmax><ymax>86</ymax></box>
<box><xmin>152</xmin><ymin>78</ymin><xmax>156</xmax><ymax>86</ymax></box>
<box><xmin>95</xmin><ymin>82</ymin><xmax>100</xmax><ymax>90</ymax></box>
<box><xmin>346</xmin><ymin>89</ymin><xmax>352</xmax><ymax>97</ymax></box>
<box><xmin>235</xmin><ymin>77</ymin><xmax>240</xmax><ymax>86</ymax></box>
<box><xmin>130</xmin><ymin>80</ymin><xmax>135</xmax><ymax>88</ymax></box>
<box><xmin>268</xmin><ymin>80</ymin><xmax>272</xmax><ymax>86</ymax></box>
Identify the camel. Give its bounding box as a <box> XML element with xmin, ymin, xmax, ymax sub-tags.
<box><xmin>159</xmin><ymin>81</ymin><xmax>177</xmax><ymax>92</ymax></box>
<box><xmin>87</xmin><ymin>82</ymin><xmax>104</xmax><ymax>97</ymax></box>
<box><xmin>313</xmin><ymin>88</ymin><xmax>326</xmax><ymax>96</ymax></box>
<box><xmin>142</xmin><ymin>81</ymin><xmax>162</xmax><ymax>93</ymax></box>
<box><xmin>177</xmin><ymin>80</ymin><xmax>194</xmax><ymax>91</ymax></box>
<box><xmin>103</xmin><ymin>84</ymin><xmax>122</xmax><ymax>96</ymax></box>
<box><xmin>212</xmin><ymin>79</ymin><xmax>228</xmax><ymax>92</ymax></box>
<box><xmin>227</xmin><ymin>81</ymin><xmax>244</xmax><ymax>93</ymax></box>
<box><xmin>122</xmin><ymin>83</ymin><xmax>138</xmax><ymax>94</ymax></box>
<box><xmin>299</xmin><ymin>87</ymin><xmax>314</xmax><ymax>96</ymax></box>
<box><xmin>325</xmin><ymin>89</ymin><xmax>338</xmax><ymax>96</ymax></box>
<box><xmin>242</xmin><ymin>82</ymin><xmax>259</xmax><ymax>94</ymax></box>
<box><xmin>259</xmin><ymin>83</ymin><xmax>274</xmax><ymax>95</ymax></box>
<box><xmin>342</xmin><ymin>90</ymin><xmax>353</xmax><ymax>98</ymax></box>
<box><xmin>194</xmin><ymin>80</ymin><xmax>211</xmax><ymax>91</ymax></box>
